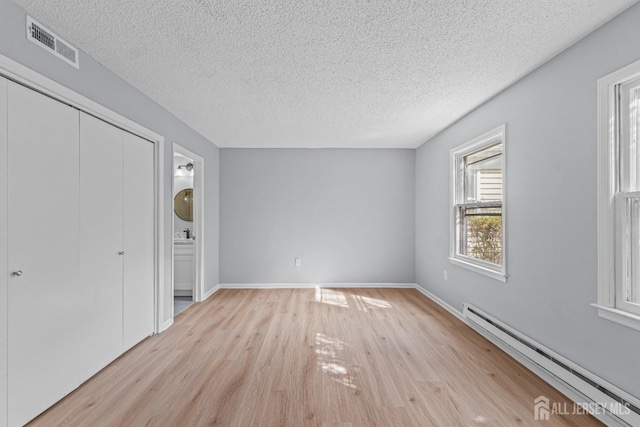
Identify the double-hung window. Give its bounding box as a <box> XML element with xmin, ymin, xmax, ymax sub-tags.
<box><xmin>596</xmin><ymin>60</ymin><xmax>640</xmax><ymax>331</ymax></box>
<box><xmin>450</xmin><ymin>125</ymin><xmax>506</xmax><ymax>282</ymax></box>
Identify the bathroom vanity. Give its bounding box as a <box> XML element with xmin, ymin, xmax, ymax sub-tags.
<box><xmin>174</xmin><ymin>239</ymin><xmax>194</xmax><ymax>297</ymax></box>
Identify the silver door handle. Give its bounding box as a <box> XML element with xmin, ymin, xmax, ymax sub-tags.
<box><xmin>11</xmin><ymin>270</ymin><xmax>23</xmax><ymax>277</ymax></box>
<box><xmin>118</xmin><ymin>251</ymin><xmax>125</xmax><ymax>255</ymax></box>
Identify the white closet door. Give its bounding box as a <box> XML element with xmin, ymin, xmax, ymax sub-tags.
<box><xmin>123</xmin><ymin>131</ymin><xmax>155</xmax><ymax>350</ymax></box>
<box><xmin>0</xmin><ymin>77</ymin><xmax>8</xmax><ymax>427</ymax></box>
<box><xmin>7</xmin><ymin>82</ymin><xmax>82</xmax><ymax>426</ymax></box>
<box><xmin>79</xmin><ymin>113</ymin><xmax>124</xmax><ymax>363</ymax></box>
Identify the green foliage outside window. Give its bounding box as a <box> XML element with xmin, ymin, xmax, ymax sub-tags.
<box><xmin>467</xmin><ymin>216</ymin><xmax>502</xmax><ymax>265</ymax></box>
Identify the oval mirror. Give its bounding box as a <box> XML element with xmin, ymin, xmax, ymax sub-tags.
<box><xmin>174</xmin><ymin>188</ymin><xmax>193</xmax><ymax>221</ymax></box>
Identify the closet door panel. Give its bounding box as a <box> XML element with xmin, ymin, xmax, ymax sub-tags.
<box><xmin>123</xmin><ymin>132</ymin><xmax>155</xmax><ymax>350</ymax></box>
<box><xmin>0</xmin><ymin>77</ymin><xmax>8</xmax><ymax>427</ymax></box>
<box><xmin>79</xmin><ymin>113</ymin><xmax>124</xmax><ymax>365</ymax></box>
<box><xmin>7</xmin><ymin>82</ymin><xmax>81</xmax><ymax>427</ymax></box>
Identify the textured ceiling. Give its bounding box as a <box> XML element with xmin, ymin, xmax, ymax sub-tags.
<box><xmin>13</xmin><ymin>0</ymin><xmax>639</xmax><ymax>148</ymax></box>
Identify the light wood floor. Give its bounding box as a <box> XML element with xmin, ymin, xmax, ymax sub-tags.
<box><xmin>29</xmin><ymin>288</ymin><xmax>602</xmax><ymax>426</ymax></box>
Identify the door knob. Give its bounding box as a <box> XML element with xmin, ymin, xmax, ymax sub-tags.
<box><xmin>118</xmin><ymin>251</ymin><xmax>125</xmax><ymax>255</ymax></box>
<box><xmin>11</xmin><ymin>270</ymin><xmax>23</xmax><ymax>277</ymax></box>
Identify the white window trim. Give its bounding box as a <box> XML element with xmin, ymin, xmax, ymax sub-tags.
<box><xmin>449</xmin><ymin>124</ymin><xmax>507</xmax><ymax>282</ymax></box>
<box><xmin>594</xmin><ymin>59</ymin><xmax>640</xmax><ymax>331</ymax></box>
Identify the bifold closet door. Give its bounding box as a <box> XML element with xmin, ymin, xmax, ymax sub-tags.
<box><xmin>0</xmin><ymin>77</ymin><xmax>8</xmax><ymax>427</ymax></box>
<box><xmin>123</xmin><ymin>132</ymin><xmax>155</xmax><ymax>350</ymax></box>
<box><xmin>7</xmin><ymin>82</ymin><xmax>83</xmax><ymax>427</ymax></box>
<box><xmin>79</xmin><ymin>113</ymin><xmax>124</xmax><ymax>362</ymax></box>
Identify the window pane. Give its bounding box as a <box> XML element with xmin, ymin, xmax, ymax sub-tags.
<box><xmin>462</xmin><ymin>207</ymin><xmax>502</xmax><ymax>265</ymax></box>
<box><xmin>620</xmin><ymin>78</ymin><xmax>640</xmax><ymax>191</ymax></box>
<box><xmin>629</xmin><ymin>197</ymin><xmax>640</xmax><ymax>304</ymax></box>
<box><xmin>633</xmin><ymin>87</ymin><xmax>640</xmax><ymax>192</ymax></box>
<box><xmin>463</xmin><ymin>143</ymin><xmax>502</xmax><ymax>203</ymax></box>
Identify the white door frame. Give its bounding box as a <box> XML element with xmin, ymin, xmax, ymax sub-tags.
<box><xmin>0</xmin><ymin>53</ymin><xmax>166</xmax><ymax>338</ymax></box>
<box><xmin>172</xmin><ymin>143</ymin><xmax>205</xmax><ymax>308</ymax></box>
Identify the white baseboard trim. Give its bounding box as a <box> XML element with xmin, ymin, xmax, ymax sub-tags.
<box><xmin>159</xmin><ymin>317</ymin><xmax>174</xmax><ymax>333</ymax></box>
<box><xmin>174</xmin><ymin>290</ymin><xmax>193</xmax><ymax>297</ymax></box>
<box><xmin>219</xmin><ymin>283</ymin><xmax>417</xmax><ymax>289</ymax></box>
<box><xmin>413</xmin><ymin>285</ymin><xmax>632</xmax><ymax>427</ymax></box>
<box><xmin>412</xmin><ymin>284</ymin><xmax>466</xmax><ymax>323</ymax></box>
<box><xmin>202</xmin><ymin>284</ymin><xmax>220</xmax><ymax>301</ymax></box>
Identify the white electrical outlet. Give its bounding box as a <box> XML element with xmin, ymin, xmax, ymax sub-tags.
<box><xmin>444</xmin><ymin>270</ymin><xmax>448</xmax><ymax>280</ymax></box>
<box><xmin>295</xmin><ymin>258</ymin><xmax>302</xmax><ymax>267</ymax></box>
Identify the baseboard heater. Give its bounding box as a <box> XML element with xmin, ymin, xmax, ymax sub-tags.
<box><xmin>463</xmin><ymin>304</ymin><xmax>640</xmax><ymax>427</ymax></box>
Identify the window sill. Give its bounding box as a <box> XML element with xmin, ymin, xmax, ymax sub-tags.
<box><xmin>592</xmin><ymin>304</ymin><xmax>640</xmax><ymax>332</ymax></box>
<box><xmin>448</xmin><ymin>257</ymin><xmax>507</xmax><ymax>282</ymax></box>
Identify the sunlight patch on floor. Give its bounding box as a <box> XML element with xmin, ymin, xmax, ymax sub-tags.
<box><xmin>473</xmin><ymin>415</ymin><xmax>489</xmax><ymax>423</ymax></box>
<box><xmin>351</xmin><ymin>294</ymin><xmax>392</xmax><ymax>312</ymax></box>
<box><xmin>315</xmin><ymin>287</ymin><xmax>349</xmax><ymax>308</ymax></box>
<box><xmin>315</xmin><ymin>332</ymin><xmax>356</xmax><ymax>389</ymax></box>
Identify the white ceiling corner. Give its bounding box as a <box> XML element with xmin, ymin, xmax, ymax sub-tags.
<box><xmin>12</xmin><ymin>0</ymin><xmax>639</xmax><ymax>149</ymax></box>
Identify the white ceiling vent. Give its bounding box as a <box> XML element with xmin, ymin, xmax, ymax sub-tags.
<box><xmin>26</xmin><ymin>15</ymin><xmax>79</xmax><ymax>69</ymax></box>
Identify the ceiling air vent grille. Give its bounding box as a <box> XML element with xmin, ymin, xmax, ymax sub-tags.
<box><xmin>26</xmin><ymin>16</ymin><xmax>79</xmax><ymax>69</ymax></box>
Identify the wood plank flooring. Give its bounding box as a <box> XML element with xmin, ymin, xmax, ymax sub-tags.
<box><xmin>28</xmin><ymin>288</ymin><xmax>602</xmax><ymax>426</ymax></box>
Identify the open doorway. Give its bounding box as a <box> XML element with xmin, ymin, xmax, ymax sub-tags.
<box><xmin>172</xmin><ymin>143</ymin><xmax>204</xmax><ymax>316</ymax></box>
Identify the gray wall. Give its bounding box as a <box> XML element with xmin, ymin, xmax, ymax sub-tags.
<box><xmin>0</xmin><ymin>0</ymin><xmax>220</xmax><ymax>323</ymax></box>
<box><xmin>416</xmin><ymin>2</ymin><xmax>640</xmax><ymax>397</ymax></box>
<box><xmin>221</xmin><ymin>149</ymin><xmax>415</xmax><ymax>284</ymax></box>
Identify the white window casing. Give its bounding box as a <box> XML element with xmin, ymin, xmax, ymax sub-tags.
<box><xmin>594</xmin><ymin>59</ymin><xmax>640</xmax><ymax>331</ymax></box>
<box><xmin>449</xmin><ymin>124</ymin><xmax>507</xmax><ymax>282</ymax></box>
